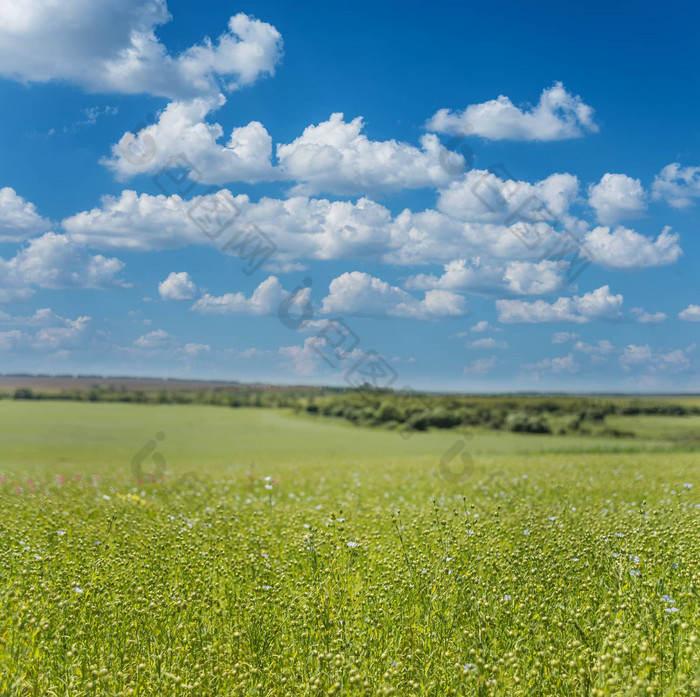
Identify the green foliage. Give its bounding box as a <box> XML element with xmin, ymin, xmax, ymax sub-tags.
<box><xmin>505</xmin><ymin>412</ymin><xmax>552</xmax><ymax>434</ymax></box>
<box><xmin>0</xmin><ymin>402</ymin><xmax>698</xmax><ymax>695</ymax></box>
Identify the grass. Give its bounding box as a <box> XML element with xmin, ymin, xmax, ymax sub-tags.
<box><xmin>1</xmin><ymin>402</ymin><xmax>699</xmax><ymax>695</ymax></box>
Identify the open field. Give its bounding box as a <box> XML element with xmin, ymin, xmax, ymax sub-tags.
<box><xmin>1</xmin><ymin>402</ymin><xmax>699</xmax><ymax>696</ymax></box>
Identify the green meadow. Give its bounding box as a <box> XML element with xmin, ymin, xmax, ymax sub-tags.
<box><xmin>1</xmin><ymin>401</ymin><xmax>699</xmax><ymax>695</ymax></box>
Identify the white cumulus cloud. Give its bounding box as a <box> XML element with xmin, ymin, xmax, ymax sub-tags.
<box><xmin>159</xmin><ymin>271</ymin><xmax>198</xmax><ymax>300</ymax></box>
<box><xmin>652</xmin><ymin>163</ymin><xmax>700</xmax><ymax>208</ymax></box>
<box><xmin>103</xmin><ymin>96</ymin><xmax>277</xmax><ymax>182</ymax></box>
<box><xmin>631</xmin><ymin>307</ymin><xmax>667</xmax><ymax>324</ymax></box>
<box><xmin>0</xmin><ymin>232</ymin><xmax>127</xmax><ymax>302</ymax></box>
<box><xmin>0</xmin><ymin>5</ymin><xmax>283</xmax><ymax>100</ymax></box>
<box><xmin>426</xmin><ymin>82</ymin><xmax>598</xmax><ymax>141</ymax></box>
<box><xmin>0</xmin><ymin>188</ymin><xmax>50</xmax><ymax>242</ymax></box>
<box><xmin>496</xmin><ymin>285</ymin><xmax>623</xmax><ymax>324</ymax></box>
<box><xmin>320</xmin><ymin>271</ymin><xmax>465</xmax><ymax>321</ymax></box>
<box><xmin>191</xmin><ymin>276</ymin><xmax>288</xmax><ymax>315</ymax></box>
<box><xmin>588</xmin><ymin>174</ymin><xmax>646</xmax><ymax>224</ymax></box>
<box><xmin>583</xmin><ymin>226</ymin><xmax>681</xmax><ymax>269</ymax></box>
<box><xmin>679</xmin><ymin>305</ymin><xmax>700</xmax><ymax>322</ymax></box>
<box><xmin>523</xmin><ymin>353</ymin><xmax>579</xmax><ymax>375</ymax></box>
<box><xmin>276</xmin><ymin>113</ymin><xmax>459</xmax><ymax>195</ymax></box>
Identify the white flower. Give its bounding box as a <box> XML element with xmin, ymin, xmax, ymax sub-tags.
<box><xmin>74</xmin><ymin>586</ymin><xmax>84</xmax><ymax>594</ymax></box>
<box><xmin>57</xmin><ymin>530</ymin><xmax>66</xmax><ymax>536</ymax></box>
<box><xmin>665</xmin><ymin>607</ymin><xmax>679</xmax><ymax>613</ymax></box>
<box><xmin>347</xmin><ymin>541</ymin><xmax>360</xmax><ymax>548</ymax></box>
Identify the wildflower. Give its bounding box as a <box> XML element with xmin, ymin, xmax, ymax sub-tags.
<box><xmin>548</xmin><ymin>516</ymin><xmax>557</xmax><ymax>521</ymax></box>
<box><xmin>503</xmin><ymin>594</ymin><xmax>511</xmax><ymax>600</ymax></box>
<box><xmin>523</xmin><ymin>529</ymin><xmax>530</xmax><ymax>536</ymax></box>
<box><xmin>261</xmin><ymin>585</ymin><xmax>272</xmax><ymax>590</ymax></box>
<box><xmin>662</xmin><ymin>595</ymin><xmax>675</xmax><ymax>603</ymax></box>
<box><xmin>630</xmin><ymin>570</ymin><xmax>641</xmax><ymax>577</ymax></box>
<box><xmin>74</xmin><ymin>586</ymin><xmax>84</xmax><ymax>594</ymax></box>
<box><xmin>629</xmin><ymin>555</ymin><xmax>640</xmax><ymax>563</ymax></box>
<box><xmin>614</xmin><ymin>532</ymin><xmax>624</xmax><ymax>538</ymax></box>
<box><xmin>665</xmin><ymin>607</ymin><xmax>679</xmax><ymax>613</ymax></box>
<box><xmin>347</xmin><ymin>541</ymin><xmax>360</xmax><ymax>548</ymax></box>
<box><xmin>57</xmin><ymin>530</ymin><xmax>66</xmax><ymax>536</ymax></box>
<box><xmin>463</xmin><ymin>663</ymin><xmax>477</xmax><ymax>673</ymax></box>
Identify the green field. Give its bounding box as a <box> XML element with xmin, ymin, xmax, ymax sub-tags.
<box><xmin>1</xmin><ymin>402</ymin><xmax>699</xmax><ymax>695</ymax></box>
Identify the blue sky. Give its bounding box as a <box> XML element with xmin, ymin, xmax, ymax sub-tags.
<box><xmin>0</xmin><ymin>0</ymin><xmax>698</xmax><ymax>391</ymax></box>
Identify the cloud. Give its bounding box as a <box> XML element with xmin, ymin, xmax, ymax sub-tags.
<box><xmin>588</xmin><ymin>174</ymin><xmax>647</xmax><ymax>224</ymax></box>
<box><xmin>0</xmin><ymin>309</ymin><xmax>92</xmax><ymax>351</ymax></box>
<box><xmin>0</xmin><ymin>187</ymin><xmax>50</xmax><ymax>242</ymax></box>
<box><xmin>0</xmin><ymin>330</ymin><xmax>24</xmax><ymax>351</ymax></box>
<box><xmin>0</xmin><ymin>307</ymin><xmax>84</xmax><ymax>328</ymax></box>
<box><xmin>106</xmin><ymin>107</ymin><xmax>472</xmax><ymax>195</ymax></box>
<box><xmin>464</xmin><ymin>356</ymin><xmax>498</xmax><ymax>374</ymax></box>
<box><xmin>496</xmin><ymin>285</ymin><xmax>623</xmax><ymax>324</ymax></box>
<box><xmin>471</xmin><ymin>321</ymin><xmax>500</xmax><ymax>333</ymax></box>
<box><xmin>426</xmin><ymin>82</ymin><xmax>598</xmax><ymax>141</ymax></box>
<box><xmin>652</xmin><ymin>163</ymin><xmax>700</xmax><ymax>208</ymax></box>
<box><xmin>503</xmin><ymin>260</ymin><xmax>565</xmax><ymax>295</ymax></box>
<box><xmin>466</xmin><ymin>337</ymin><xmax>508</xmax><ymax>350</ymax></box>
<box><xmin>191</xmin><ymin>276</ymin><xmax>287</xmax><ymax>315</ymax></box>
<box><xmin>679</xmin><ymin>304</ymin><xmax>700</xmax><ymax>322</ymax></box>
<box><xmin>183</xmin><ymin>342</ymin><xmax>210</xmax><ymax>356</ymax></box>
<box><xmin>278</xmin><ymin>337</ymin><xmax>323</xmax><ymax>376</ymax></box>
<box><xmin>583</xmin><ymin>226</ymin><xmax>681</xmax><ymax>269</ymax></box>
<box><xmin>59</xmin><ymin>186</ymin><xmax>680</xmax><ymax>279</ymax></box>
<box><xmin>103</xmin><ymin>96</ymin><xmax>277</xmax><ymax>182</ymax></box>
<box><xmin>551</xmin><ymin>332</ymin><xmax>579</xmax><ymax>344</ymax></box>
<box><xmin>33</xmin><ymin>316</ymin><xmax>91</xmax><ymax>350</ymax></box>
<box><xmin>631</xmin><ymin>307</ymin><xmax>667</xmax><ymax>324</ymax></box>
<box><xmin>159</xmin><ymin>271</ymin><xmax>198</xmax><ymax>300</ymax></box>
<box><xmin>405</xmin><ymin>258</ymin><xmax>565</xmax><ymax>296</ymax></box>
<box><xmin>133</xmin><ymin>329</ymin><xmax>177</xmax><ymax>349</ymax></box>
<box><xmin>573</xmin><ymin>340</ymin><xmax>615</xmax><ymax>363</ymax></box>
<box><xmin>619</xmin><ymin>344</ymin><xmax>694</xmax><ymax>372</ymax></box>
<box><xmin>276</xmin><ymin>113</ymin><xmax>459</xmax><ymax>195</ymax></box>
<box><xmin>320</xmin><ymin>271</ymin><xmax>465</xmax><ymax>320</ymax></box>
<box><xmin>437</xmin><ymin>169</ymin><xmax>579</xmax><ymax>222</ymax></box>
<box><xmin>0</xmin><ymin>232</ymin><xmax>127</xmax><ymax>302</ymax></box>
<box><xmin>522</xmin><ymin>353</ymin><xmax>579</xmax><ymax>375</ymax></box>
<box><xmin>0</xmin><ymin>6</ymin><xmax>283</xmax><ymax>100</ymax></box>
